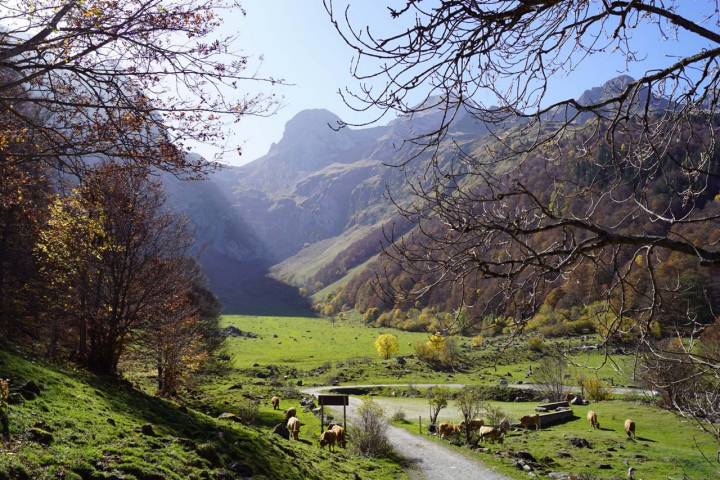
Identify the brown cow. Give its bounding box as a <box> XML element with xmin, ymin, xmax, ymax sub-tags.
<box><xmin>319</xmin><ymin>429</ymin><xmax>337</xmax><ymax>451</ymax></box>
<box><xmin>330</xmin><ymin>424</ymin><xmax>346</xmax><ymax>448</ymax></box>
<box><xmin>478</xmin><ymin>425</ymin><xmax>504</xmax><ymax>444</ymax></box>
<box><xmin>287</xmin><ymin>416</ymin><xmax>301</xmax><ymax>440</ymax></box>
<box><xmin>587</xmin><ymin>410</ymin><xmax>600</xmax><ymax>429</ymax></box>
<box><xmin>271</xmin><ymin>396</ymin><xmax>280</xmax><ymax>410</ymax></box>
<box><xmin>284</xmin><ymin>407</ymin><xmax>296</xmax><ymax>420</ymax></box>
<box><xmin>624</xmin><ymin>418</ymin><xmax>636</xmax><ymax>439</ymax></box>
<box><xmin>520</xmin><ymin>414</ymin><xmax>540</xmax><ymax>430</ymax></box>
<box><xmin>460</xmin><ymin>418</ymin><xmax>484</xmax><ymax>433</ymax></box>
<box><xmin>437</xmin><ymin>422</ymin><xmax>461</xmax><ymax>439</ymax></box>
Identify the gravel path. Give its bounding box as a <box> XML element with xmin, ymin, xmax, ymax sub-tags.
<box><xmin>302</xmin><ymin>386</ymin><xmax>510</xmax><ymax>480</ymax></box>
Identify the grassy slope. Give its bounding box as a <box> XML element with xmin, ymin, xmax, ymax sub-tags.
<box><xmin>390</xmin><ymin>398</ymin><xmax>719</xmax><ymax>480</ymax></box>
<box><xmin>271</xmin><ymin>224</ymin><xmax>377</xmax><ymax>287</ymax></box>
<box><xmin>0</xmin><ymin>347</ymin><xmax>405</xmax><ymax>480</ymax></box>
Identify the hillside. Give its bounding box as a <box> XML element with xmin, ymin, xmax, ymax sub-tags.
<box><xmin>173</xmin><ymin>74</ymin><xmax>720</xmax><ymax>321</ymax></box>
<box><xmin>0</xmin><ymin>347</ymin><xmax>404</xmax><ymax>480</ymax></box>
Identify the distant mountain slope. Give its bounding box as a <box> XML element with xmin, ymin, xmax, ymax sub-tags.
<box><xmin>173</xmin><ymin>75</ymin><xmax>689</xmax><ymax>316</ymax></box>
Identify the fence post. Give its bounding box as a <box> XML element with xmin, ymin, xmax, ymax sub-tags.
<box><xmin>419</xmin><ymin>415</ymin><xmax>422</xmax><ymax>434</ymax></box>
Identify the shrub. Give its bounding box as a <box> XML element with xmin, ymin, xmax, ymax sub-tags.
<box><xmin>414</xmin><ymin>341</ymin><xmax>435</xmax><ymax>363</ymax></box>
<box><xmin>391</xmin><ymin>409</ymin><xmax>406</xmax><ymax>422</ymax></box>
<box><xmin>351</xmin><ymin>399</ymin><xmax>392</xmax><ymax>457</ymax></box>
<box><xmin>484</xmin><ymin>405</ymin><xmax>509</xmax><ymax>427</ymax></box>
<box><xmin>583</xmin><ymin>377</ymin><xmax>610</xmax><ymax>401</ymax></box>
<box><xmin>363</xmin><ymin>307</ymin><xmax>379</xmax><ymax>323</ymax></box>
<box><xmin>471</xmin><ymin>335</ymin><xmax>485</xmax><ymax>348</ymax></box>
<box><xmin>527</xmin><ymin>336</ymin><xmax>544</xmax><ymax>352</ymax></box>
<box><xmin>235</xmin><ymin>400</ymin><xmax>259</xmax><ymax>424</ymax></box>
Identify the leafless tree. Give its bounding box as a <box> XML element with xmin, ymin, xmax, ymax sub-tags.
<box><xmin>327</xmin><ymin>1</ymin><xmax>720</xmax><ymax>439</ymax></box>
<box><xmin>532</xmin><ymin>355</ymin><xmax>567</xmax><ymax>402</ymax></box>
<box><xmin>1</xmin><ymin>0</ymin><xmax>281</xmax><ymax>176</ymax></box>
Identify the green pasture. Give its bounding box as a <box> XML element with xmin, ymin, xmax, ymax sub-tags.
<box><xmin>387</xmin><ymin>396</ymin><xmax>718</xmax><ymax>480</ymax></box>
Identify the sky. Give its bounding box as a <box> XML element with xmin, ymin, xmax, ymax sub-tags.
<box><xmin>197</xmin><ymin>1</ymin><xmax>718</xmax><ymax>166</ymax></box>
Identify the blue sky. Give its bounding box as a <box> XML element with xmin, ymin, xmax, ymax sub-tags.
<box><xmin>200</xmin><ymin>1</ymin><xmax>717</xmax><ymax>166</ymax></box>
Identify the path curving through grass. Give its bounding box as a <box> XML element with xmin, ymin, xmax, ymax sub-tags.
<box><xmin>303</xmin><ymin>385</ymin><xmax>510</xmax><ymax>480</ymax></box>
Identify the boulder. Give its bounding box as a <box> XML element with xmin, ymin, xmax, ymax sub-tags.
<box><xmin>21</xmin><ymin>380</ymin><xmax>42</xmax><ymax>396</ymax></box>
<box><xmin>271</xmin><ymin>422</ymin><xmax>289</xmax><ymax>440</ymax></box>
<box><xmin>29</xmin><ymin>427</ymin><xmax>53</xmax><ymax>445</ymax></box>
<box><xmin>568</xmin><ymin>437</ymin><xmax>592</xmax><ymax>449</ymax></box>
<box><xmin>218</xmin><ymin>413</ymin><xmax>240</xmax><ymax>422</ymax></box>
<box><xmin>140</xmin><ymin>424</ymin><xmax>156</xmax><ymax>436</ymax></box>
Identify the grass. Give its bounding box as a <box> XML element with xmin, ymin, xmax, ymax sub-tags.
<box><xmin>0</xmin><ymin>346</ymin><xmax>406</xmax><ymax>480</ymax></box>
<box><xmin>213</xmin><ymin>314</ymin><xmax>718</xmax><ymax>480</ymax></box>
<box><xmin>220</xmin><ymin>315</ymin><xmax>637</xmax><ymax>387</ymax></box>
<box><xmin>387</xmin><ymin>396</ymin><xmax>719</xmax><ymax>480</ymax></box>
<box><xmin>220</xmin><ymin>314</ymin><xmax>429</xmax><ymax>370</ymax></box>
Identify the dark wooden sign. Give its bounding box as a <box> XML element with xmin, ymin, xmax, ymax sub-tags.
<box><xmin>318</xmin><ymin>394</ymin><xmax>349</xmax><ymax>406</ymax></box>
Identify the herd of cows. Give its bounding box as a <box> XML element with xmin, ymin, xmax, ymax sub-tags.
<box><xmin>266</xmin><ymin>393</ymin><xmax>638</xmax><ymax>453</ymax></box>
<box><xmin>269</xmin><ymin>395</ymin><xmax>347</xmax><ymax>452</ymax></box>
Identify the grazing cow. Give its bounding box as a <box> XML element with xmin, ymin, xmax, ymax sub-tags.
<box><xmin>587</xmin><ymin>410</ymin><xmax>600</xmax><ymax>430</ymax></box>
<box><xmin>520</xmin><ymin>414</ymin><xmax>541</xmax><ymax>430</ymax></box>
<box><xmin>478</xmin><ymin>426</ymin><xmax>504</xmax><ymax>444</ymax></box>
<box><xmin>271</xmin><ymin>396</ymin><xmax>280</xmax><ymax>410</ymax></box>
<box><xmin>437</xmin><ymin>422</ymin><xmax>461</xmax><ymax>439</ymax></box>
<box><xmin>330</xmin><ymin>424</ymin><xmax>346</xmax><ymax>448</ymax></box>
<box><xmin>319</xmin><ymin>429</ymin><xmax>338</xmax><ymax>451</ymax></box>
<box><xmin>460</xmin><ymin>418</ymin><xmax>484</xmax><ymax>433</ymax></box>
<box><xmin>284</xmin><ymin>407</ymin><xmax>297</xmax><ymax>420</ymax></box>
<box><xmin>287</xmin><ymin>416</ymin><xmax>301</xmax><ymax>440</ymax></box>
<box><xmin>624</xmin><ymin>418</ymin><xmax>636</xmax><ymax>439</ymax></box>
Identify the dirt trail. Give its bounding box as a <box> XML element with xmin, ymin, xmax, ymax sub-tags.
<box><xmin>302</xmin><ymin>386</ymin><xmax>510</xmax><ymax>480</ymax></box>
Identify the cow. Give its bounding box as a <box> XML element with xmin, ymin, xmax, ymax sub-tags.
<box><xmin>287</xmin><ymin>416</ymin><xmax>301</xmax><ymax>440</ymax></box>
<box><xmin>587</xmin><ymin>410</ymin><xmax>600</xmax><ymax>430</ymax></box>
<box><xmin>520</xmin><ymin>414</ymin><xmax>540</xmax><ymax>430</ymax></box>
<box><xmin>624</xmin><ymin>418</ymin><xmax>636</xmax><ymax>439</ymax></box>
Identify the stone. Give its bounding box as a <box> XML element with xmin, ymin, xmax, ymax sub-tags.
<box><xmin>8</xmin><ymin>392</ymin><xmax>24</xmax><ymax>405</ymax></box>
<box><xmin>514</xmin><ymin>451</ymin><xmax>536</xmax><ymax>462</ymax></box>
<box><xmin>140</xmin><ymin>424</ymin><xmax>156</xmax><ymax>436</ymax></box>
<box><xmin>271</xmin><ymin>422</ymin><xmax>290</xmax><ymax>440</ymax></box>
<box><xmin>568</xmin><ymin>437</ymin><xmax>591</xmax><ymax>448</ymax></box>
<box><xmin>547</xmin><ymin>473</ymin><xmax>572</xmax><ymax>480</ymax></box>
<box><xmin>29</xmin><ymin>427</ymin><xmax>53</xmax><ymax>445</ymax></box>
<box><xmin>598</xmin><ymin>463</ymin><xmax>612</xmax><ymax>469</ymax></box>
<box><xmin>218</xmin><ymin>412</ymin><xmax>240</xmax><ymax>422</ymax></box>
<box><xmin>21</xmin><ymin>380</ymin><xmax>42</xmax><ymax>396</ymax></box>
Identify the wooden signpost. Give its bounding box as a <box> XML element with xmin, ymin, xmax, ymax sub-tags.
<box><xmin>318</xmin><ymin>394</ymin><xmax>349</xmax><ymax>432</ymax></box>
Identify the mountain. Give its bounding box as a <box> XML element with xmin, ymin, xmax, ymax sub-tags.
<box><xmin>176</xmin><ymin>75</ymin><xmax>691</xmax><ymax>316</ymax></box>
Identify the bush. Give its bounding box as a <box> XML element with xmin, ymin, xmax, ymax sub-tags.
<box><xmin>527</xmin><ymin>336</ymin><xmax>544</xmax><ymax>352</ymax></box>
<box><xmin>391</xmin><ymin>409</ymin><xmax>406</xmax><ymax>422</ymax></box>
<box><xmin>583</xmin><ymin>377</ymin><xmax>610</xmax><ymax>401</ymax></box>
<box><xmin>235</xmin><ymin>400</ymin><xmax>259</xmax><ymax>424</ymax></box>
<box><xmin>471</xmin><ymin>335</ymin><xmax>485</xmax><ymax>348</ymax></box>
<box><xmin>484</xmin><ymin>405</ymin><xmax>509</xmax><ymax>427</ymax></box>
<box><xmin>351</xmin><ymin>399</ymin><xmax>392</xmax><ymax>457</ymax></box>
